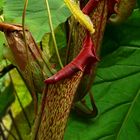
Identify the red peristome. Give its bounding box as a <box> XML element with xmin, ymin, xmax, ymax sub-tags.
<box><xmin>82</xmin><ymin>0</ymin><xmax>100</xmax><ymax>15</ymax></box>
<box><xmin>45</xmin><ymin>32</ymin><xmax>98</xmax><ymax>84</ymax></box>
<box><xmin>44</xmin><ymin>63</ymin><xmax>79</xmax><ymax>84</ymax></box>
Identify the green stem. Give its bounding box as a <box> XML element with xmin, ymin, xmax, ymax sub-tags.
<box><xmin>8</xmin><ymin>110</ymin><xmax>23</xmax><ymax>140</ymax></box>
<box><xmin>65</xmin><ymin>18</ymin><xmax>75</xmax><ymax>65</ymax></box>
<box><xmin>5</xmin><ymin>59</ymin><xmax>31</xmax><ymax>130</ymax></box>
<box><xmin>45</xmin><ymin>0</ymin><xmax>63</xmax><ymax>68</ymax></box>
<box><xmin>1</xmin><ymin>120</ymin><xmax>18</xmax><ymax>140</ymax></box>
<box><xmin>22</xmin><ymin>0</ymin><xmax>38</xmax><ymax>115</ymax></box>
<box><xmin>22</xmin><ymin>0</ymin><xmax>55</xmax><ymax>77</ymax></box>
<box><xmin>0</xmin><ymin>123</ymin><xmax>6</xmax><ymax>140</ymax></box>
<box><xmin>22</xmin><ymin>0</ymin><xmax>28</xmax><ymax>46</ymax></box>
<box><xmin>9</xmin><ymin>75</ymin><xmax>31</xmax><ymax>129</ymax></box>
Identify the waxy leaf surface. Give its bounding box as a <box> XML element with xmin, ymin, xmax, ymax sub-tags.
<box><xmin>3</xmin><ymin>0</ymin><xmax>71</xmax><ymax>42</ymax></box>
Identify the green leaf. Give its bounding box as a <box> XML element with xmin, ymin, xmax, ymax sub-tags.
<box><xmin>0</xmin><ymin>82</ymin><xmax>15</xmax><ymax>119</ymax></box>
<box><xmin>64</xmin><ymin>9</ymin><xmax>140</xmax><ymax>140</ymax></box>
<box><xmin>41</xmin><ymin>23</ymin><xmax>67</xmax><ymax>67</ymax></box>
<box><xmin>137</xmin><ymin>0</ymin><xmax>140</xmax><ymax>8</ymax></box>
<box><xmin>3</xmin><ymin>0</ymin><xmax>71</xmax><ymax>42</ymax></box>
<box><xmin>0</xmin><ymin>0</ymin><xmax>4</xmax><ymax>13</ymax></box>
<box><xmin>0</xmin><ymin>32</ymin><xmax>5</xmax><ymax>61</ymax></box>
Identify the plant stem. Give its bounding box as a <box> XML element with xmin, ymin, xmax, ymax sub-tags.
<box><xmin>0</xmin><ymin>64</ymin><xmax>15</xmax><ymax>78</ymax></box>
<box><xmin>0</xmin><ymin>123</ymin><xmax>6</xmax><ymax>140</ymax></box>
<box><xmin>22</xmin><ymin>0</ymin><xmax>28</xmax><ymax>49</ymax></box>
<box><xmin>8</xmin><ymin>110</ymin><xmax>23</xmax><ymax>140</ymax></box>
<box><xmin>4</xmin><ymin>59</ymin><xmax>31</xmax><ymax>129</ymax></box>
<box><xmin>45</xmin><ymin>0</ymin><xmax>63</xmax><ymax>68</ymax></box>
<box><xmin>22</xmin><ymin>0</ymin><xmax>38</xmax><ymax>115</ymax></box>
<box><xmin>1</xmin><ymin>120</ymin><xmax>18</xmax><ymax>140</ymax></box>
<box><xmin>4</xmin><ymin>59</ymin><xmax>31</xmax><ymax>130</ymax></box>
<box><xmin>8</xmin><ymin>73</ymin><xmax>31</xmax><ymax>129</ymax></box>
<box><xmin>31</xmin><ymin>86</ymin><xmax>48</xmax><ymax>140</ymax></box>
<box><xmin>65</xmin><ymin>18</ymin><xmax>74</xmax><ymax>65</ymax></box>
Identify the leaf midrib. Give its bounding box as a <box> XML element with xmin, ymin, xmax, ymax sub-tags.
<box><xmin>115</xmin><ymin>88</ymin><xmax>140</xmax><ymax>139</ymax></box>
